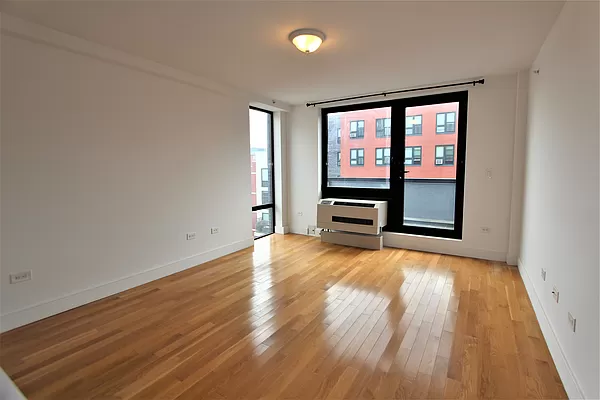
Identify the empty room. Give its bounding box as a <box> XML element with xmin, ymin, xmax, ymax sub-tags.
<box><xmin>0</xmin><ymin>1</ymin><xmax>598</xmax><ymax>399</ymax></box>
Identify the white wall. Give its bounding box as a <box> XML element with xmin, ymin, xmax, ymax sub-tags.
<box><xmin>0</xmin><ymin>18</ymin><xmax>256</xmax><ymax>331</ymax></box>
<box><xmin>519</xmin><ymin>2</ymin><xmax>599</xmax><ymax>398</ymax></box>
<box><xmin>273</xmin><ymin>111</ymin><xmax>290</xmax><ymax>234</ymax></box>
<box><xmin>287</xmin><ymin>74</ymin><xmax>524</xmax><ymax>261</ymax></box>
<box><xmin>288</xmin><ymin>106</ymin><xmax>320</xmax><ymax>235</ymax></box>
<box><xmin>506</xmin><ymin>70</ymin><xmax>529</xmax><ymax>265</ymax></box>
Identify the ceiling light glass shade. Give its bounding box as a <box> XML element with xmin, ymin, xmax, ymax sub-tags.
<box><xmin>289</xmin><ymin>29</ymin><xmax>326</xmax><ymax>53</ymax></box>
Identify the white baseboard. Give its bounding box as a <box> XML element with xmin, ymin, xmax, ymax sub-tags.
<box><xmin>289</xmin><ymin>228</ymin><xmax>308</xmax><ymax>235</ymax></box>
<box><xmin>518</xmin><ymin>259</ymin><xmax>585</xmax><ymax>399</ymax></box>
<box><xmin>0</xmin><ymin>239</ymin><xmax>254</xmax><ymax>333</ymax></box>
<box><xmin>383</xmin><ymin>232</ymin><xmax>507</xmax><ymax>262</ymax></box>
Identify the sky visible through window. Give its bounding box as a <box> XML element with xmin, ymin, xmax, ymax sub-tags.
<box><xmin>249</xmin><ymin>109</ymin><xmax>269</xmax><ymax>150</ymax></box>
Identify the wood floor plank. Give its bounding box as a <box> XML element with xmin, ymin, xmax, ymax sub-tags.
<box><xmin>0</xmin><ymin>234</ymin><xmax>566</xmax><ymax>399</ymax></box>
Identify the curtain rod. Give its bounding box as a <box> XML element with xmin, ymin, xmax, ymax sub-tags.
<box><xmin>305</xmin><ymin>78</ymin><xmax>485</xmax><ymax>107</ymax></box>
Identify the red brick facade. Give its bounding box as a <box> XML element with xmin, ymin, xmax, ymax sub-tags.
<box><xmin>337</xmin><ymin>103</ymin><xmax>458</xmax><ymax>180</ymax></box>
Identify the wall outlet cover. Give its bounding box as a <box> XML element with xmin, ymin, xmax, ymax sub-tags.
<box><xmin>568</xmin><ymin>312</ymin><xmax>576</xmax><ymax>333</ymax></box>
<box><xmin>186</xmin><ymin>232</ymin><xmax>196</xmax><ymax>240</ymax></box>
<box><xmin>10</xmin><ymin>271</ymin><xmax>32</xmax><ymax>284</ymax></box>
<box><xmin>552</xmin><ymin>287</ymin><xmax>559</xmax><ymax>303</ymax></box>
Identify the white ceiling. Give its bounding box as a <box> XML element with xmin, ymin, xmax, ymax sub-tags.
<box><xmin>1</xmin><ymin>1</ymin><xmax>564</xmax><ymax>104</ymax></box>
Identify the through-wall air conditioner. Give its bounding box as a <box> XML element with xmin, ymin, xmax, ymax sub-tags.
<box><xmin>317</xmin><ymin>198</ymin><xmax>387</xmax><ymax>250</ymax></box>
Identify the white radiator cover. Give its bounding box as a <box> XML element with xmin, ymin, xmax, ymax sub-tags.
<box><xmin>317</xmin><ymin>198</ymin><xmax>388</xmax><ymax>235</ymax></box>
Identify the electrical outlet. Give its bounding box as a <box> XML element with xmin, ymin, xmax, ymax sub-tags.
<box><xmin>297</xmin><ymin>211</ymin><xmax>303</xmax><ymax>217</ymax></box>
<box><xmin>568</xmin><ymin>312</ymin><xmax>576</xmax><ymax>333</ymax></box>
<box><xmin>552</xmin><ymin>286</ymin><xmax>559</xmax><ymax>303</ymax></box>
<box><xmin>186</xmin><ymin>232</ymin><xmax>196</xmax><ymax>240</ymax></box>
<box><xmin>308</xmin><ymin>225</ymin><xmax>316</xmax><ymax>235</ymax></box>
<box><xmin>10</xmin><ymin>271</ymin><xmax>32</xmax><ymax>284</ymax></box>
<box><xmin>211</xmin><ymin>227</ymin><xmax>219</xmax><ymax>235</ymax></box>
<box><xmin>541</xmin><ymin>268</ymin><xmax>547</xmax><ymax>281</ymax></box>
<box><xmin>480</xmin><ymin>227</ymin><xmax>490</xmax><ymax>234</ymax></box>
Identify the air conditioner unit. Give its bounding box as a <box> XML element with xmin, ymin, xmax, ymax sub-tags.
<box><xmin>317</xmin><ymin>198</ymin><xmax>387</xmax><ymax>250</ymax></box>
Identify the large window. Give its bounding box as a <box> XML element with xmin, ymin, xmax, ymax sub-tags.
<box><xmin>250</xmin><ymin>107</ymin><xmax>275</xmax><ymax>239</ymax></box>
<box><xmin>375</xmin><ymin>148</ymin><xmax>391</xmax><ymax>165</ymax></box>
<box><xmin>406</xmin><ymin>115</ymin><xmax>422</xmax><ymax>135</ymax></box>
<box><xmin>325</xmin><ymin>106</ymin><xmax>391</xmax><ymax>189</ymax></box>
<box><xmin>405</xmin><ymin>146</ymin><xmax>422</xmax><ymax>166</ymax></box>
<box><xmin>436</xmin><ymin>112</ymin><xmax>456</xmax><ymax>133</ymax></box>
<box><xmin>376</xmin><ymin>118</ymin><xmax>391</xmax><ymax>137</ymax></box>
<box><xmin>349</xmin><ymin>120</ymin><xmax>364</xmax><ymax>138</ymax></box>
<box><xmin>321</xmin><ymin>91</ymin><xmax>468</xmax><ymax>239</ymax></box>
<box><xmin>350</xmin><ymin>148</ymin><xmax>364</xmax><ymax>166</ymax></box>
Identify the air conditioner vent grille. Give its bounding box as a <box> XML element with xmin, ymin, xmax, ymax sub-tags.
<box><xmin>332</xmin><ymin>216</ymin><xmax>374</xmax><ymax>226</ymax></box>
<box><xmin>333</xmin><ymin>201</ymin><xmax>375</xmax><ymax>208</ymax></box>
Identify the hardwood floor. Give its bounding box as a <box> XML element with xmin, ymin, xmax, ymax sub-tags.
<box><xmin>0</xmin><ymin>234</ymin><xmax>566</xmax><ymax>399</ymax></box>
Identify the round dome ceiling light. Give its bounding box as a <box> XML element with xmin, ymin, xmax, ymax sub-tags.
<box><xmin>289</xmin><ymin>29</ymin><xmax>326</xmax><ymax>54</ymax></box>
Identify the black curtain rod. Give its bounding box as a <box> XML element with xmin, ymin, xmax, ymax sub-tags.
<box><xmin>306</xmin><ymin>78</ymin><xmax>485</xmax><ymax>107</ymax></box>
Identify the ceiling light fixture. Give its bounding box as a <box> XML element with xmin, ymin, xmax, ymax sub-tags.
<box><xmin>289</xmin><ymin>29</ymin><xmax>326</xmax><ymax>54</ymax></box>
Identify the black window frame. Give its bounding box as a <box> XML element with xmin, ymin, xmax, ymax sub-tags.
<box><xmin>321</xmin><ymin>91</ymin><xmax>468</xmax><ymax>240</ymax></box>
<box><xmin>376</xmin><ymin>118</ymin><xmax>392</xmax><ymax>138</ymax></box>
<box><xmin>436</xmin><ymin>112</ymin><xmax>456</xmax><ymax>134</ymax></box>
<box><xmin>250</xmin><ymin>106</ymin><xmax>275</xmax><ymax>240</ymax></box>
<box><xmin>349</xmin><ymin>120</ymin><xmax>365</xmax><ymax>139</ymax></box>
<box><xmin>405</xmin><ymin>146</ymin><xmax>422</xmax><ymax>166</ymax></box>
<box><xmin>375</xmin><ymin>147</ymin><xmax>391</xmax><ymax>166</ymax></box>
<box><xmin>405</xmin><ymin>115</ymin><xmax>423</xmax><ymax>136</ymax></box>
<box><xmin>350</xmin><ymin>148</ymin><xmax>364</xmax><ymax>166</ymax></box>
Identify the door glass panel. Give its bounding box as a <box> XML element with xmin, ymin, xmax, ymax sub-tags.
<box><xmin>403</xmin><ymin>102</ymin><xmax>459</xmax><ymax>230</ymax></box>
<box><xmin>326</xmin><ymin>107</ymin><xmax>391</xmax><ymax>189</ymax></box>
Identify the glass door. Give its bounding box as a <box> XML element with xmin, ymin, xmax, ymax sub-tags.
<box><xmin>390</xmin><ymin>92</ymin><xmax>468</xmax><ymax>239</ymax></box>
<box><xmin>403</xmin><ymin>102</ymin><xmax>459</xmax><ymax>230</ymax></box>
<box><xmin>249</xmin><ymin>107</ymin><xmax>274</xmax><ymax>239</ymax></box>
